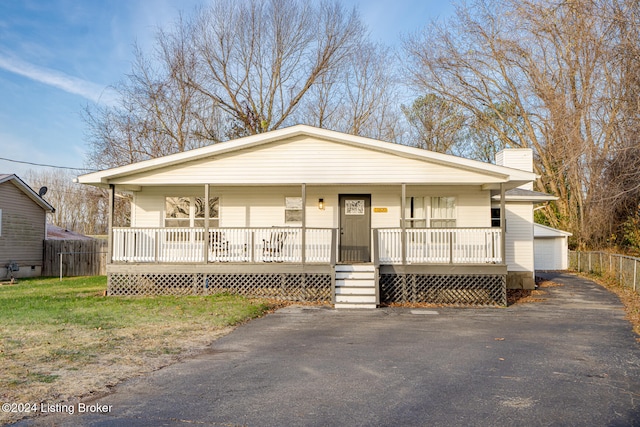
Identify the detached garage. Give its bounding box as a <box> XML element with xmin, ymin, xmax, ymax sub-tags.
<box><xmin>534</xmin><ymin>224</ymin><xmax>572</xmax><ymax>270</ymax></box>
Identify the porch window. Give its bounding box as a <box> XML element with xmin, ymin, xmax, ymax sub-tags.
<box><xmin>404</xmin><ymin>197</ymin><xmax>426</xmax><ymax>228</ymax></box>
<box><xmin>430</xmin><ymin>196</ymin><xmax>456</xmax><ymax>228</ymax></box>
<box><xmin>165</xmin><ymin>196</ymin><xmax>219</xmax><ymax>228</ymax></box>
<box><xmin>285</xmin><ymin>197</ymin><xmax>303</xmax><ymax>224</ymax></box>
<box><xmin>491</xmin><ymin>208</ymin><xmax>501</xmax><ymax>228</ymax></box>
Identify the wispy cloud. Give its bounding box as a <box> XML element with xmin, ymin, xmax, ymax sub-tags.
<box><xmin>0</xmin><ymin>53</ymin><xmax>118</xmax><ymax>106</ymax></box>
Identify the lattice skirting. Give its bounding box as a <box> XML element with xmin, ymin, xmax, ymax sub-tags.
<box><xmin>380</xmin><ymin>274</ymin><xmax>506</xmax><ymax>306</ymax></box>
<box><xmin>108</xmin><ymin>273</ymin><xmax>332</xmax><ymax>302</ymax></box>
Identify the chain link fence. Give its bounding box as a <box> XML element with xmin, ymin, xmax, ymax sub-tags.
<box><xmin>569</xmin><ymin>251</ymin><xmax>640</xmax><ymax>293</ymax></box>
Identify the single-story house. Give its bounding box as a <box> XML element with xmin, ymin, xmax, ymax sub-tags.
<box><xmin>534</xmin><ymin>224</ymin><xmax>572</xmax><ymax>271</ymax></box>
<box><xmin>78</xmin><ymin>125</ymin><xmax>555</xmax><ymax>307</ymax></box>
<box><xmin>0</xmin><ymin>174</ymin><xmax>55</xmax><ymax>279</ymax></box>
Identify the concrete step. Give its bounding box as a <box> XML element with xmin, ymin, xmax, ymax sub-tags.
<box><xmin>335</xmin><ymin>294</ymin><xmax>377</xmax><ymax>304</ymax></box>
<box><xmin>335</xmin><ymin>278</ymin><xmax>376</xmax><ymax>288</ymax></box>
<box><xmin>335</xmin><ymin>287</ymin><xmax>376</xmax><ymax>295</ymax></box>
<box><xmin>334</xmin><ymin>302</ymin><xmax>377</xmax><ymax>309</ymax></box>
<box><xmin>336</xmin><ymin>271</ymin><xmax>376</xmax><ymax>280</ymax></box>
<box><xmin>335</xmin><ymin>264</ymin><xmax>376</xmax><ymax>272</ymax></box>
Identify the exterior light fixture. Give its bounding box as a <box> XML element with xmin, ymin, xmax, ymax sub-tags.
<box><xmin>318</xmin><ymin>198</ymin><xmax>325</xmax><ymax>210</ymax></box>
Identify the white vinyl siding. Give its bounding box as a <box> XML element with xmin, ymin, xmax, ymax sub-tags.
<box><xmin>496</xmin><ymin>149</ymin><xmax>533</xmax><ymax>190</ymax></box>
<box><xmin>111</xmin><ymin>136</ymin><xmax>509</xmax><ymax>186</ymax></box>
<box><xmin>504</xmin><ymin>202</ymin><xmax>534</xmax><ymax>272</ymax></box>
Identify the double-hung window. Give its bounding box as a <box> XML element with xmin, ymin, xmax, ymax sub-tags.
<box><xmin>430</xmin><ymin>196</ymin><xmax>456</xmax><ymax>228</ymax></box>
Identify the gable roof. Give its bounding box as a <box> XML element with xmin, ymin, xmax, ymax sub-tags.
<box><xmin>78</xmin><ymin>125</ymin><xmax>537</xmax><ymax>189</ymax></box>
<box><xmin>0</xmin><ymin>174</ymin><xmax>55</xmax><ymax>212</ymax></box>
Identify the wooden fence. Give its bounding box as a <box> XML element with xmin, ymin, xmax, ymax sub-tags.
<box><xmin>43</xmin><ymin>239</ymin><xmax>107</xmax><ymax>277</ymax></box>
<box><xmin>569</xmin><ymin>250</ymin><xmax>640</xmax><ymax>294</ymax></box>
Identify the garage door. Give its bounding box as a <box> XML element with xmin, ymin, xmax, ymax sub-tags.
<box><xmin>535</xmin><ymin>238</ymin><xmax>562</xmax><ymax>270</ymax></box>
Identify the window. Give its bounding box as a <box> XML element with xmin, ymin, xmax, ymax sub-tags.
<box><xmin>404</xmin><ymin>197</ymin><xmax>426</xmax><ymax>228</ymax></box>
<box><xmin>430</xmin><ymin>196</ymin><xmax>456</xmax><ymax>228</ymax></box>
<box><xmin>194</xmin><ymin>197</ymin><xmax>219</xmax><ymax>227</ymax></box>
<box><xmin>285</xmin><ymin>197</ymin><xmax>303</xmax><ymax>224</ymax></box>
<box><xmin>165</xmin><ymin>196</ymin><xmax>219</xmax><ymax>227</ymax></box>
<box><xmin>491</xmin><ymin>208</ymin><xmax>501</xmax><ymax>228</ymax></box>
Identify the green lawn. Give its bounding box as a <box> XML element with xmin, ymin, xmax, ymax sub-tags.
<box><xmin>0</xmin><ymin>276</ymin><xmax>275</xmax><ymax>424</ymax></box>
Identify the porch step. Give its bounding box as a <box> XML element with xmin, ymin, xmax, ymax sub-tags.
<box><xmin>334</xmin><ymin>264</ymin><xmax>377</xmax><ymax>309</ymax></box>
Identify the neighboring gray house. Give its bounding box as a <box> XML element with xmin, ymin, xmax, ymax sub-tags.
<box><xmin>0</xmin><ymin>174</ymin><xmax>54</xmax><ymax>279</ymax></box>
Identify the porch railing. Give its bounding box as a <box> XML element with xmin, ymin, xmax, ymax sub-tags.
<box><xmin>112</xmin><ymin>227</ymin><xmax>502</xmax><ymax>265</ymax></box>
<box><xmin>112</xmin><ymin>227</ymin><xmax>335</xmax><ymax>264</ymax></box>
<box><xmin>375</xmin><ymin>228</ymin><xmax>502</xmax><ymax>264</ymax></box>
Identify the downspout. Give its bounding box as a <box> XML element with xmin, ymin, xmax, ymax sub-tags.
<box><xmin>107</xmin><ymin>184</ymin><xmax>114</xmax><ymax>265</ymax></box>
<box><xmin>204</xmin><ymin>184</ymin><xmax>210</xmax><ymax>263</ymax></box>
<box><xmin>301</xmin><ymin>183</ymin><xmax>306</xmax><ymax>264</ymax></box>
<box><xmin>401</xmin><ymin>183</ymin><xmax>407</xmax><ymax>265</ymax></box>
<box><xmin>500</xmin><ymin>183</ymin><xmax>506</xmax><ymax>265</ymax></box>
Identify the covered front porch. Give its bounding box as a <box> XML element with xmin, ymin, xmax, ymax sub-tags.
<box><xmin>106</xmin><ymin>225</ymin><xmax>507</xmax><ymax>306</ymax></box>
<box><xmin>110</xmin><ymin>226</ymin><xmax>503</xmax><ymax>265</ymax></box>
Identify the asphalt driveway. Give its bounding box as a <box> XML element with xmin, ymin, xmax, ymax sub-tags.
<box><xmin>14</xmin><ymin>272</ymin><xmax>640</xmax><ymax>426</ymax></box>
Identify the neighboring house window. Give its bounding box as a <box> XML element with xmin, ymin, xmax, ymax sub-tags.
<box><xmin>491</xmin><ymin>208</ymin><xmax>501</xmax><ymax>228</ymax></box>
<box><xmin>431</xmin><ymin>197</ymin><xmax>456</xmax><ymax>228</ymax></box>
<box><xmin>405</xmin><ymin>197</ymin><xmax>426</xmax><ymax>228</ymax></box>
<box><xmin>285</xmin><ymin>197</ymin><xmax>303</xmax><ymax>224</ymax></box>
<box><xmin>165</xmin><ymin>196</ymin><xmax>219</xmax><ymax>227</ymax></box>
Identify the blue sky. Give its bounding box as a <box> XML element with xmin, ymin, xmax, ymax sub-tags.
<box><xmin>0</xmin><ymin>0</ymin><xmax>454</xmax><ymax>177</ymax></box>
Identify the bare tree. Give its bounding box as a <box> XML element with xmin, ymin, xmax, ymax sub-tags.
<box><xmin>186</xmin><ymin>0</ymin><xmax>366</xmax><ymax>136</ymax></box>
<box><xmin>404</xmin><ymin>0</ymin><xmax>640</xmax><ymax>249</ymax></box>
<box><xmin>84</xmin><ymin>0</ymin><xmax>385</xmax><ymax>168</ymax></box>
<box><xmin>26</xmin><ymin>170</ymin><xmax>129</xmax><ymax>236</ymax></box>
<box><xmin>302</xmin><ymin>41</ymin><xmax>401</xmax><ymax>142</ymax></box>
<box><xmin>401</xmin><ymin>94</ymin><xmax>466</xmax><ymax>154</ymax></box>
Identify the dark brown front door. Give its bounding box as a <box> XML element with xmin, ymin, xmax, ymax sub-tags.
<box><xmin>339</xmin><ymin>194</ymin><xmax>371</xmax><ymax>263</ymax></box>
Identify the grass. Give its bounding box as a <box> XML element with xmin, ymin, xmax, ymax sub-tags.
<box><xmin>0</xmin><ymin>276</ymin><xmax>277</xmax><ymax>424</ymax></box>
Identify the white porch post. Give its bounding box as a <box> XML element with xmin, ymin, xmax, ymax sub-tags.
<box><xmin>500</xmin><ymin>183</ymin><xmax>506</xmax><ymax>264</ymax></box>
<box><xmin>204</xmin><ymin>184</ymin><xmax>210</xmax><ymax>263</ymax></box>
<box><xmin>301</xmin><ymin>183</ymin><xmax>306</xmax><ymax>264</ymax></box>
<box><xmin>401</xmin><ymin>183</ymin><xmax>407</xmax><ymax>265</ymax></box>
<box><xmin>107</xmin><ymin>184</ymin><xmax>114</xmax><ymax>264</ymax></box>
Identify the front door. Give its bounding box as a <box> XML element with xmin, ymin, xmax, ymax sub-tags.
<box><xmin>339</xmin><ymin>194</ymin><xmax>371</xmax><ymax>263</ymax></box>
